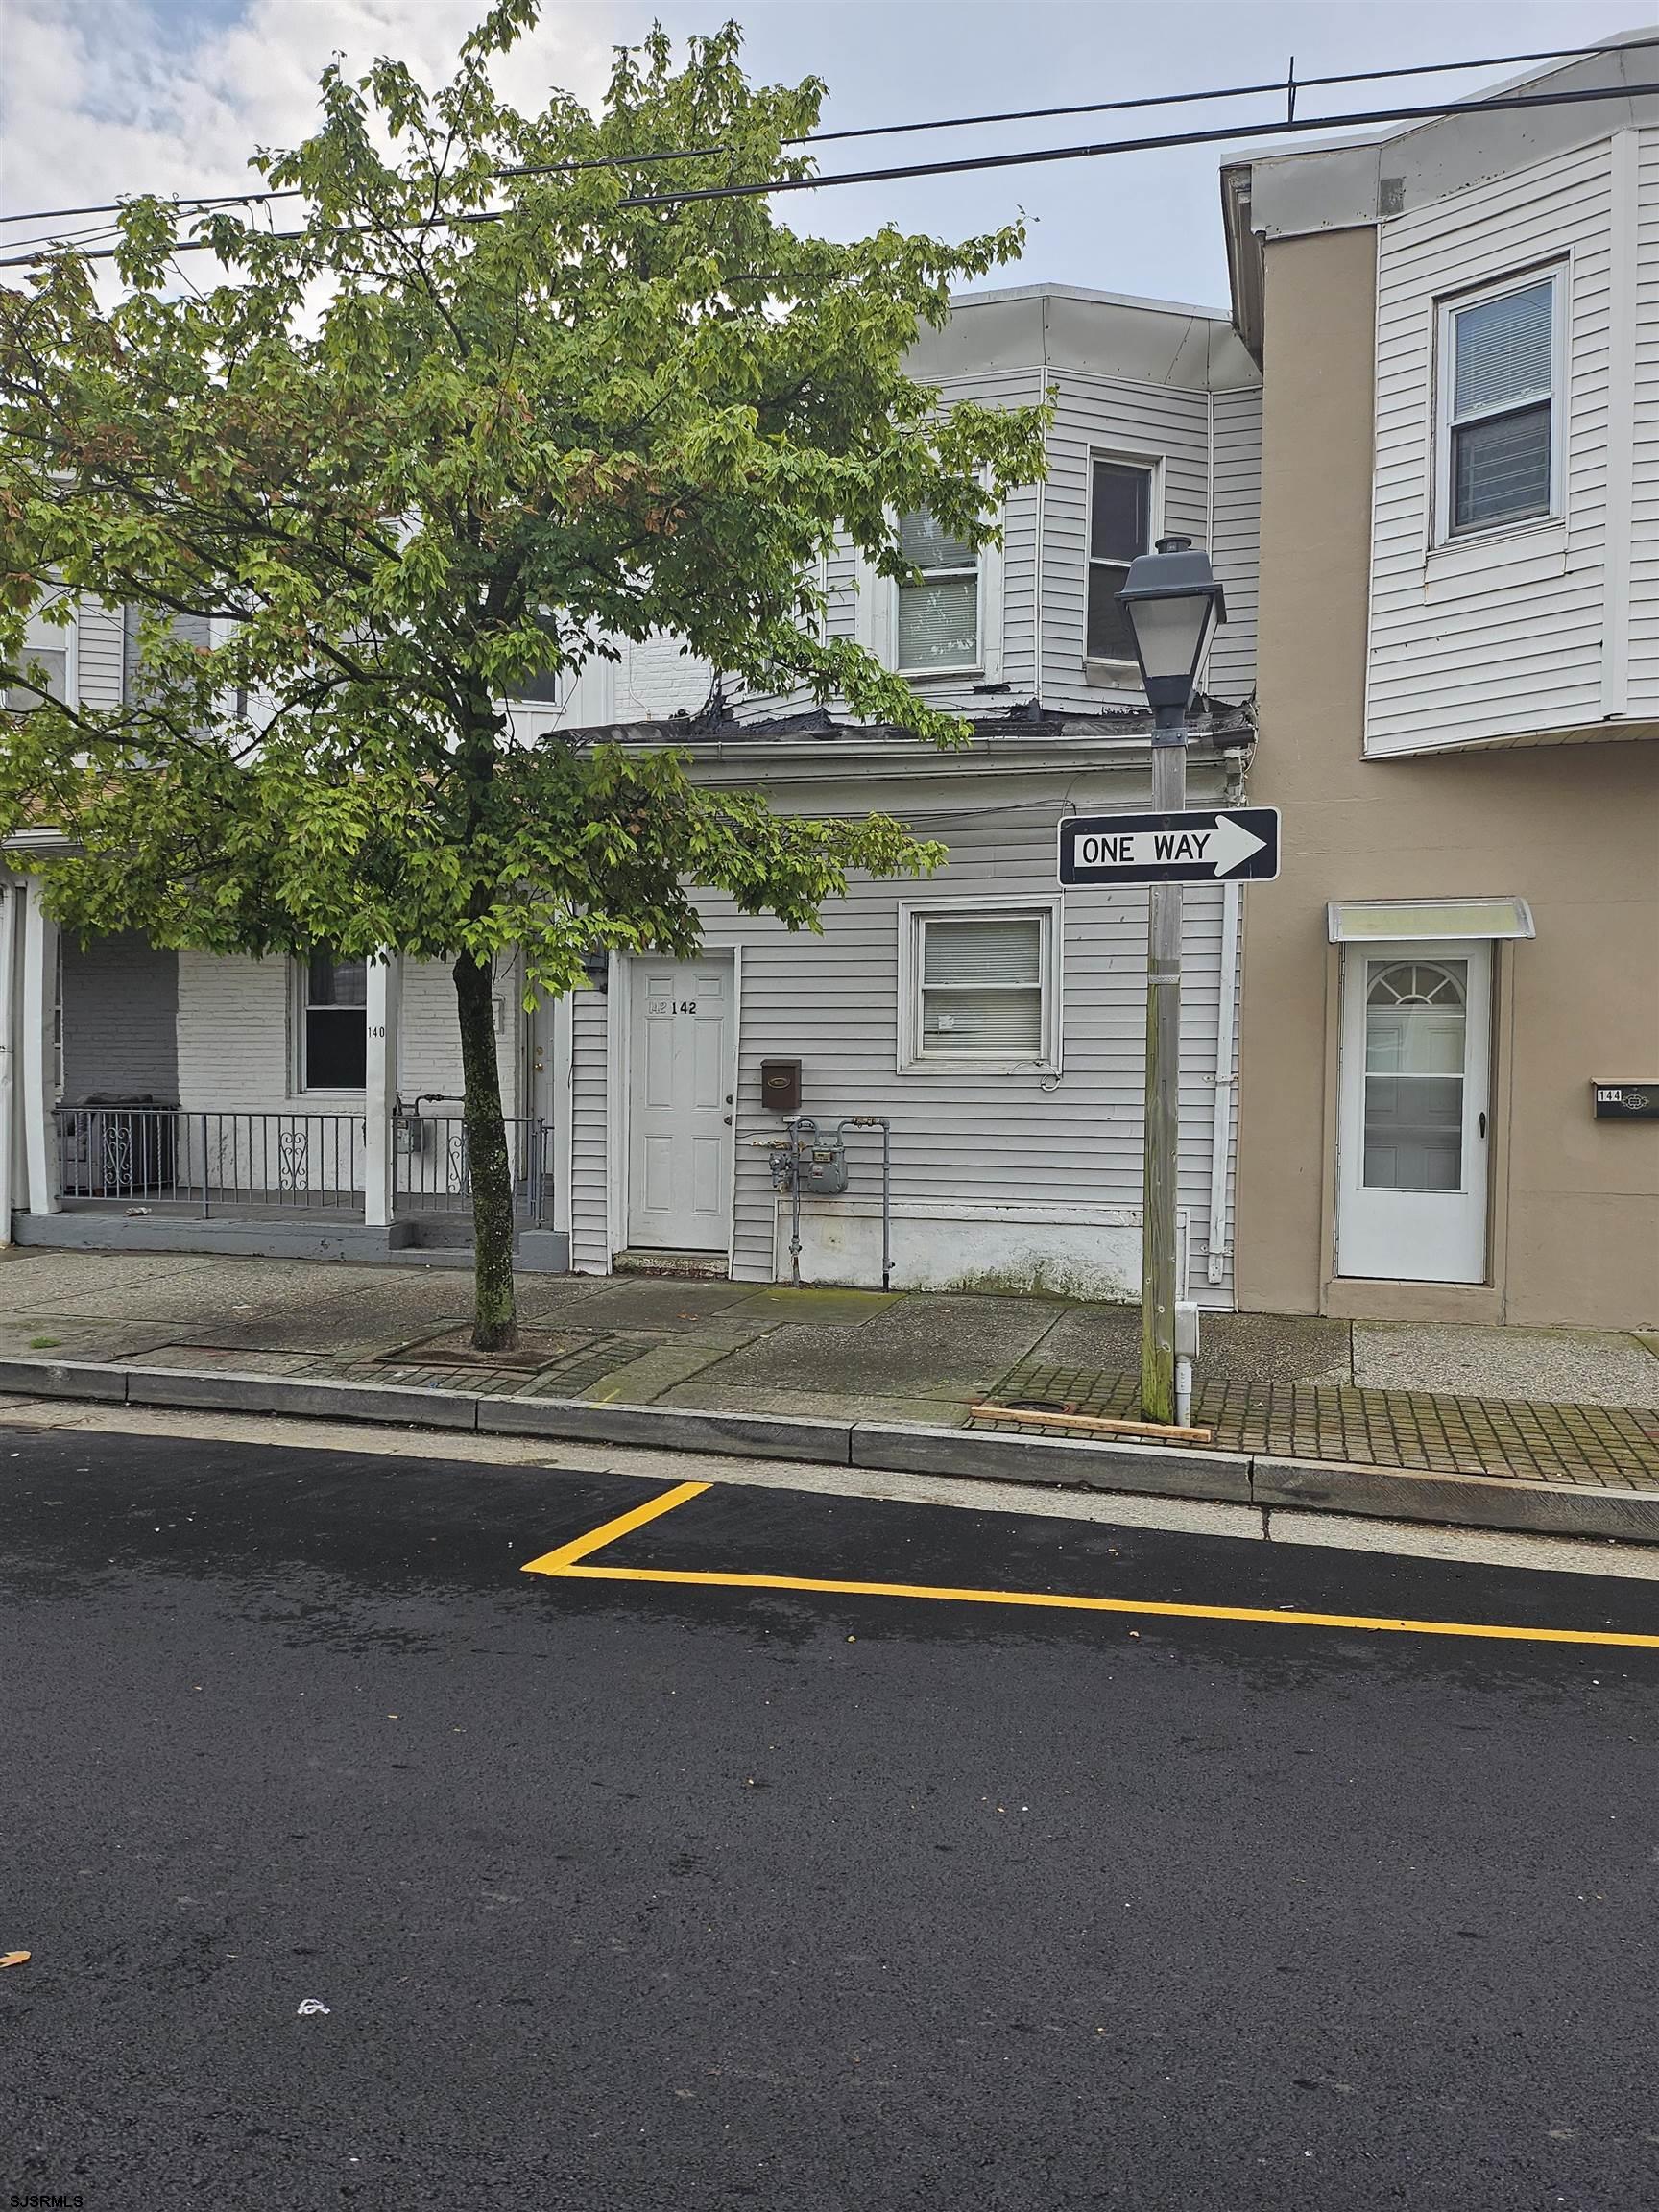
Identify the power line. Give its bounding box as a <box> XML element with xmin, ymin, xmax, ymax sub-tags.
<box><xmin>1</xmin><ymin>67</ymin><xmax>1653</xmax><ymax>271</ymax></box>
<box><xmin>612</xmin><ymin>74</ymin><xmax>1659</xmax><ymax>213</ymax></box>
<box><xmin>1</xmin><ymin>30</ymin><xmax>1652</xmax><ymax>234</ymax></box>
<box><xmin>803</xmin><ymin>32</ymin><xmax>1659</xmax><ymax>144</ymax></box>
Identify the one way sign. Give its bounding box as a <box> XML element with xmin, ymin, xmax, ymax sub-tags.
<box><xmin>1058</xmin><ymin>805</ymin><xmax>1280</xmax><ymax>888</ymax></box>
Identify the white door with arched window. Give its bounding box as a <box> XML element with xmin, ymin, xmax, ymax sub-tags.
<box><xmin>1336</xmin><ymin>942</ymin><xmax>1492</xmax><ymax>1283</ymax></box>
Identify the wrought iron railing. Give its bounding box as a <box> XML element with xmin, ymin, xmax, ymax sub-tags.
<box><xmin>54</xmin><ymin>1105</ymin><xmax>366</xmax><ymax>1215</ymax></box>
<box><xmin>52</xmin><ymin>1104</ymin><xmax>554</xmax><ymax>1228</ymax></box>
<box><xmin>392</xmin><ymin>1111</ymin><xmax>550</xmax><ymax>1222</ymax></box>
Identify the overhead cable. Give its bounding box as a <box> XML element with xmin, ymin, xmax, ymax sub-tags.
<box><xmin>0</xmin><ymin>30</ymin><xmax>1652</xmax><ymax>232</ymax></box>
<box><xmin>0</xmin><ymin>69</ymin><xmax>1653</xmax><ymax>270</ymax></box>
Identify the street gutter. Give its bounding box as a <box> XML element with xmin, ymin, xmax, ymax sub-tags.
<box><xmin>1</xmin><ymin>1356</ymin><xmax>1655</xmax><ymax>1548</ymax></box>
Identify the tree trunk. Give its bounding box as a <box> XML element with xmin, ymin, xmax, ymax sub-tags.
<box><xmin>453</xmin><ymin>950</ymin><xmax>518</xmax><ymax>1353</ymax></box>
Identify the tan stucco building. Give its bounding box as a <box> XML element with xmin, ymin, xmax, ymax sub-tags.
<box><xmin>1224</xmin><ymin>37</ymin><xmax>1659</xmax><ymax>1331</ymax></box>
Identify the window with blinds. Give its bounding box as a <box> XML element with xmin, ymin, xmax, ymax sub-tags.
<box><xmin>1086</xmin><ymin>460</ymin><xmax>1152</xmax><ymax>661</ymax></box>
<box><xmin>896</xmin><ymin>509</ymin><xmax>979</xmax><ymax>673</ymax></box>
<box><xmin>915</xmin><ymin>912</ymin><xmax>1047</xmax><ymax>1060</ymax></box>
<box><xmin>1442</xmin><ymin>273</ymin><xmax>1557</xmax><ymax>537</ymax></box>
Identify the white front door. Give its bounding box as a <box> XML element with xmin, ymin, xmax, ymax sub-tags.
<box><xmin>1336</xmin><ymin>941</ymin><xmax>1492</xmax><ymax>1284</ymax></box>
<box><xmin>627</xmin><ymin>955</ymin><xmax>735</xmax><ymax>1252</ymax></box>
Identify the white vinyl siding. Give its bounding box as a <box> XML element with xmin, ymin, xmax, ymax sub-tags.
<box><xmin>1207</xmin><ymin>385</ymin><xmax>1262</xmax><ymax>698</ymax></box>
<box><xmin>1040</xmin><ymin>373</ymin><xmax>1212</xmax><ymax>712</ymax></box>
<box><xmin>567</xmin><ymin>987</ymin><xmax>613</xmax><ymax>1266</ymax></box>
<box><xmin>1366</xmin><ymin>135</ymin><xmax>1627</xmax><ymax>753</ymax></box>
<box><xmin>1627</xmin><ymin>125</ymin><xmax>1659</xmax><ymax>717</ymax></box>
<box><xmin>565</xmin><ymin>766</ymin><xmax>1241</xmax><ymax>1306</ymax></box>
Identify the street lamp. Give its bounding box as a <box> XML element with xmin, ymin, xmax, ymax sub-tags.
<box><xmin>1118</xmin><ymin>535</ymin><xmax>1227</xmax><ymax>717</ymax></box>
<box><xmin>1118</xmin><ymin>536</ymin><xmax>1226</xmax><ymax>1426</ymax></box>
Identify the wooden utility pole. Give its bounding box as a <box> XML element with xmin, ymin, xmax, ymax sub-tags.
<box><xmin>1140</xmin><ymin>704</ymin><xmax>1187</xmax><ymax>1425</ymax></box>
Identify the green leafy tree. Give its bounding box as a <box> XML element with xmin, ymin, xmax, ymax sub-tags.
<box><xmin>0</xmin><ymin>2</ymin><xmax>1046</xmax><ymax>1349</ymax></box>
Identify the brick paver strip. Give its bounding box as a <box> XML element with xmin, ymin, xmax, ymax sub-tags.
<box><xmin>982</xmin><ymin>1363</ymin><xmax>1659</xmax><ymax>1491</ymax></box>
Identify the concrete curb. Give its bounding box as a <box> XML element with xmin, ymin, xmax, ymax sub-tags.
<box><xmin>1</xmin><ymin>1357</ymin><xmax>1655</xmax><ymax>1547</ymax></box>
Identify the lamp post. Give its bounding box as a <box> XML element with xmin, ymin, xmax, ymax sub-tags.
<box><xmin>1118</xmin><ymin>537</ymin><xmax>1226</xmax><ymax>1425</ymax></box>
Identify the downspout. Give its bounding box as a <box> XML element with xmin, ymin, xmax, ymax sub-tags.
<box><xmin>1206</xmin><ymin>878</ymin><xmax>1240</xmax><ymax>1288</ymax></box>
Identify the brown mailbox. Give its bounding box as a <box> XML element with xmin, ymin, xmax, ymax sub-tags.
<box><xmin>759</xmin><ymin>1058</ymin><xmax>803</xmax><ymax>1115</ymax></box>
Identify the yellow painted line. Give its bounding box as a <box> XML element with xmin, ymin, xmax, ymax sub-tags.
<box><xmin>519</xmin><ymin>1480</ymin><xmax>710</xmax><ymax>1575</ymax></box>
<box><xmin>550</xmin><ymin>1563</ymin><xmax>1659</xmax><ymax>1649</ymax></box>
<box><xmin>521</xmin><ymin>1483</ymin><xmax>1659</xmax><ymax>1650</ymax></box>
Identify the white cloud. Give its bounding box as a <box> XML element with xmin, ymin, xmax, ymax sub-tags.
<box><xmin>0</xmin><ymin>0</ymin><xmax>621</xmax><ymax>239</ymax></box>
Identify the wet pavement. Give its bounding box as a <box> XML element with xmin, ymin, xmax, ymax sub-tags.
<box><xmin>3</xmin><ymin>1248</ymin><xmax>1658</xmax><ymax>1488</ymax></box>
<box><xmin>5</xmin><ymin>1423</ymin><xmax>1659</xmax><ymax>2210</ymax></box>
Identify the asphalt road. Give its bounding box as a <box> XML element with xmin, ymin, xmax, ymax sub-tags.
<box><xmin>4</xmin><ymin>1425</ymin><xmax>1659</xmax><ymax>2212</ymax></box>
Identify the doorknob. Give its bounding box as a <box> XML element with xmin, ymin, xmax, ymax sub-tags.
<box><xmin>723</xmin><ymin>1115</ymin><xmax>733</xmax><ymax>1125</ymax></box>
<box><xmin>1479</xmin><ymin>1112</ymin><xmax>1487</xmax><ymax>1138</ymax></box>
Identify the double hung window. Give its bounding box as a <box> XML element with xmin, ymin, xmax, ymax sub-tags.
<box><xmin>301</xmin><ymin>952</ymin><xmax>368</xmax><ymax>1090</ymax></box>
<box><xmin>1440</xmin><ymin>272</ymin><xmax>1559</xmax><ymax>538</ymax></box>
<box><xmin>902</xmin><ymin>904</ymin><xmax>1060</xmax><ymax>1070</ymax></box>
<box><xmin>4</xmin><ymin>609</ymin><xmax>70</xmax><ymax>712</ymax></box>
<box><xmin>1086</xmin><ymin>461</ymin><xmax>1153</xmax><ymax>662</ymax></box>
<box><xmin>896</xmin><ymin>510</ymin><xmax>980</xmax><ymax>673</ymax></box>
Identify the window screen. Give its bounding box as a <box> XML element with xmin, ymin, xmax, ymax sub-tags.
<box><xmin>897</xmin><ymin>510</ymin><xmax>979</xmax><ymax>671</ymax></box>
<box><xmin>1448</xmin><ymin>277</ymin><xmax>1554</xmax><ymax>534</ymax></box>
<box><xmin>918</xmin><ymin>915</ymin><xmax>1045</xmax><ymax>1057</ymax></box>
<box><xmin>302</xmin><ymin>952</ymin><xmax>368</xmax><ymax>1089</ymax></box>
<box><xmin>1086</xmin><ymin>462</ymin><xmax>1152</xmax><ymax>661</ymax></box>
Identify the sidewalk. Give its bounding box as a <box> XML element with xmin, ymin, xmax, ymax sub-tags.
<box><xmin>2</xmin><ymin>1247</ymin><xmax>1656</xmax><ymax>1496</ymax></box>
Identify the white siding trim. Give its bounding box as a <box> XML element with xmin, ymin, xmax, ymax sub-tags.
<box><xmin>552</xmin><ymin>990</ymin><xmax>574</xmax><ymax>1237</ymax></box>
<box><xmin>605</xmin><ymin>953</ymin><xmax>627</xmax><ymax>1261</ymax></box>
<box><xmin>1602</xmin><ymin>129</ymin><xmax>1639</xmax><ymax>718</ymax></box>
<box><xmin>1366</xmin><ymin>135</ymin><xmax>1620</xmax><ymax>754</ymax></box>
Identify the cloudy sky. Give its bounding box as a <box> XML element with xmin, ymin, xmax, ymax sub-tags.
<box><xmin>1</xmin><ymin>0</ymin><xmax>1649</xmax><ymax>307</ymax></box>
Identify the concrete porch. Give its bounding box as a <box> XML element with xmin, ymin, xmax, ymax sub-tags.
<box><xmin>0</xmin><ymin>876</ymin><xmax>566</xmax><ymax>1269</ymax></box>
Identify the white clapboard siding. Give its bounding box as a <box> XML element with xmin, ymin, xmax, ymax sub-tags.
<box><xmin>733</xmin><ymin>368</ymin><xmax>1043</xmax><ymax>727</ymax></box>
<box><xmin>1367</xmin><ymin>136</ymin><xmax>1618</xmax><ymax>752</ymax></box>
<box><xmin>568</xmin><ymin>992</ymin><xmax>612</xmax><ymax>1266</ymax></box>
<box><xmin>1207</xmin><ymin>385</ymin><xmax>1262</xmax><ymax>698</ymax></box>
<box><xmin>565</xmin><ymin>784</ymin><xmax>1239</xmax><ymax>1304</ymax></box>
<box><xmin>1040</xmin><ymin>371</ymin><xmax>1213</xmax><ymax>715</ymax></box>
<box><xmin>1628</xmin><ymin>125</ymin><xmax>1659</xmax><ymax>717</ymax></box>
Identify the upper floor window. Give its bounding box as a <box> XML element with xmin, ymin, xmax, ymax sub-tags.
<box><xmin>4</xmin><ymin>609</ymin><xmax>71</xmax><ymax>712</ymax></box>
<box><xmin>1439</xmin><ymin>272</ymin><xmax>1559</xmax><ymax>540</ymax></box>
<box><xmin>301</xmin><ymin>951</ymin><xmax>368</xmax><ymax>1090</ymax></box>
<box><xmin>1086</xmin><ymin>460</ymin><xmax>1153</xmax><ymax>661</ymax></box>
<box><xmin>896</xmin><ymin>510</ymin><xmax>979</xmax><ymax>674</ymax></box>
